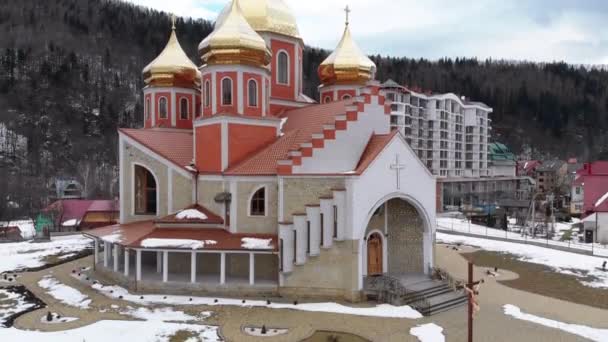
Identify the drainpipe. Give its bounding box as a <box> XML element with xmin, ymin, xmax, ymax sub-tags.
<box><xmin>188</xmin><ymin>162</ymin><xmax>200</xmax><ymax>205</ymax></box>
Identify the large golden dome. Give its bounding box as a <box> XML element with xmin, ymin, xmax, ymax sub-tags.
<box><xmin>199</xmin><ymin>0</ymin><xmax>271</xmax><ymax>67</ymax></box>
<box><xmin>318</xmin><ymin>24</ymin><xmax>376</xmax><ymax>86</ymax></box>
<box><xmin>215</xmin><ymin>0</ymin><xmax>300</xmax><ymax>39</ymax></box>
<box><xmin>143</xmin><ymin>20</ymin><xmax>201</xmax><ymax>88</ymax></box>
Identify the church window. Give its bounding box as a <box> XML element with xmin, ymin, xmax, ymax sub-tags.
<box><xmin>279</xmin><ymin>239</ymin><xmax>284</xmax><ymax>271</ymax></box>
<box><xmin>323</xmin><ymin>96</ymin><xmax>331</xmax><ymax>104</ymax></box>
<box><xmin>221</xmin><ymin>77</ymin><xmax>233</xmax><ymax>106</ymax></box>
<box><xmin>180</xmin><ymin>98</ymin><xmax>189</xmax><ymax>119</ymax></box>
<box><xmin>159</xmin><ymin>97</ymin><xmax>168</xmax><ymax>119</ymax></box>
<box><xmin>145</xmin><ymin>97</ymin><xmax>150</xmax><ymax>120</ymax></box>
<box><xmin>342</xmin><ymin>94</ymin><xmax>351</xmax><ymax>100</ymax></box>
<box><xmin>134</xmin><ymin>165</ymin><xmax>157</xmax><ymax>215</ymax></box>
<box><xmin>306</xmin><ymin>221</ymin><xmax>311</xmax><ymax>254</ymax></box>
<box><xmin>277</xmin><ymin>51</ymin><xmax>289</xmax><ymax>85</ymax></box>
<box><xmin>320</xmin><ymin>213</ymin><xmax>324</xmax><ymax>245</ymax></box>
<box><xmin>250</xmin><ymin>187</ymin><xmax>266</xmax><ymax>216</ymax></box>
<box><xmin>204</xmin><ymin>80</ymin><xmax>211</xmax><ymax>108</ymax></box>
<box><xmin>248</xmin><ymin>79</ymin><xmax>258</xmax><ymax>107</ymax></box>
<box><xmin>333</xmin><ymin>205</ymin><xmax>338</xmax><ymax>238</ymax></box>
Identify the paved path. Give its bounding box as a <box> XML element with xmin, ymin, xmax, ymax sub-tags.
<box><xmin>6</xmin><ymin>246</ymin><xmax>608</xmax><ymax>341</ymax></box>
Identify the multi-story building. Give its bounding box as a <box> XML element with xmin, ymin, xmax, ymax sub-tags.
<box><xmin>381</xmin><ymin>80</ymin><xmax>492</xmax><ymax>178</ymax></box>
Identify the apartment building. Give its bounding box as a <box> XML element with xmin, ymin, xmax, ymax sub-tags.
<box><xmin>381</xmin><ymin>80</ymin><xmax>492</xmax><ymax>178</ymax></box>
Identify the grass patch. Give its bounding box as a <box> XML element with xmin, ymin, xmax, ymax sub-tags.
<box><xmin>462</xmin><ymin>250</ymin><xmax>608</xmax><ymax>310</ymax></box>
<box><xmin>559</xmin><ymin>229</ymin><xmax>573</xmax><ymax>241</ymax></box>
<box><xmin>168</xmin><ymin>329</ymin><xmax>202</xmax><ymax>342</ymax></box>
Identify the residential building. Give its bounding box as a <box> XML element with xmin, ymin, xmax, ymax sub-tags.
<box><xmin>40</xmin><ymin>199</ymin><xmax>119</xmax><ymax>232</ymax></box>
<box><xmin>517</xmin><ymin>160</ymin><xmax>542</xmax><ymax>177</ymax></box>
<box><xmin>535</xmin><ymin>160</ymin><xmax>567</xmax><ymax>193</ymax></box>
<box><xmin>570</xmin><ymin>161</ymin><xmax>608</xmax><ymax>217</ymax></box>
<box><xmin>488</xmin><ymin>142</ymin><xmax>516</xmax><ymax>177</ymax></box>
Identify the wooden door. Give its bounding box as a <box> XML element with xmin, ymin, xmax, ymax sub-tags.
<box><xmin>367</xmin><ymin>233</ymin><xmax>383</xmax><ymax>276</ymax></box>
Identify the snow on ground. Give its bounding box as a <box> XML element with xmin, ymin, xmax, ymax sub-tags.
<box><xmin>38</xmin><ymin>276</ymin><xmax>91</xmax><ymax>309</ymax></box>
<box><xmin>241</xmin><ymin>237</ymin><xmax>273</xmax><ymax>250</ymax></box>
<box><xmin>0</xmin><ymin>320</ymin><xmax>221</xmax><ymax>342</ymax></box>
<box><xmin>437</xmin><ymin>232</ymin><xmax>608</xmax><ymax>288</ymax></box>
<box><xmin>140</xmin><ymin>238</ymin><xmax>205</xmax><ymax>249</ymax></box>
<box><xmin>90</xmin><ymin>284</ymin><xmax>422</xmax><ymax>319</ymax></box>
<box><xmin>176</xmin><ymin>209</ymin><xmax>208</xmax><ymax>220</ymax></box>
<box><xmin>503</xmin><ymin>305</ymin><xmax>608</xmax><ymax>342</ymax></box>
<box><xmin>0</xmin><ymin>236</ymin><xmax>92</xmax><ymax>273</ymax></box>
<box><xmin>409</xmin><ymin>323</ymin><xmax>445</xmax><ymax>342</ymax></box>
<box><xmin>0</xmin><ymin>220</ymin><xmax>36</xmax><ymax>239</ymax></box>
<box><xmin>0</xmin><ymin>289</ymin><xmax>37</xmax><ymax>327</ymax></box>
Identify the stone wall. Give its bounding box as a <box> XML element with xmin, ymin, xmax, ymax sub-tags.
<box><xmin>282</xmin><ymin>178</ymin><xmax>345</xmax><ymax>220</ymax></box>
<box><xmin>236</xmin><ymin>182</ymin><xmax>278</xmax><ymax>234</ymax></box>
<box><xmin>172</xmin><ymin>171</ymin><xmax>192</xmax><ymax>212</ymax></box>
<box><xmin>197</xmin><ymin>179</ymin><xmax>225</xmax><ymax>218</ymax></box>
<box><xmin>386</xmin><ymin>199</ymin><xmax>424</xmax><ymax>274</ymax></box>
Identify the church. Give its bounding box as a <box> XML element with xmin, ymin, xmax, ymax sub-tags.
<box><xmin>86</xmin><ymin>0</ymin><xmax>436</xmax><ymax>302</ymax></box>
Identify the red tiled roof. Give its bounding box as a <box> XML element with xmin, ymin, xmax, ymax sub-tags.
<box><xmin>577</xmin><ymin>161</ymin><xmax>608</xmax><ymax>176</ymax></box>
<box><xmin>119</xmin><ymin>128</ymin><xmax>193</xmax><ymax>170</ymax></box>
<box><xmin>579</xmin><ymin>175</ymin><xmax>608</xmax><ymax>213</ymax></box>
<box><xmin>87</xmin><ymin>200</ymin><xmax>119</xmax><ymax>212</ymax></box>
<box><xmin>226</xmin><ymin>101</ymin><xmax>349</xmax><ymax>175</ymax></box>
<box><xmin>156</xmin><ymin>204</ymin><xmax>224</xmax><ymax>225</ymax></box>
<box><xmin>84</xmin><ymin>220</ymin><xmax>156</xmax><ymax>246</ymax></box>
<box><xmin>354</xmin><ymin>132</ymin><xmax>398</xmax><ymax>174</ymax></box>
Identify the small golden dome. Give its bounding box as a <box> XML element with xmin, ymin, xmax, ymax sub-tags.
<box><xmin>215</xmin><ymin>0</ymin><xmax>300</xmax><ymax>39</ymax></box>
<box><xmin>199</xmin><ymin>0</ymin><xmax>271</xmax><ymax>67</ymax></box>
<box><xmin>143</xmin><ymin>18</ymin><xmax>201</xmax><ymax>88</ymax></box>
<box><xmin>318</xmin><ymin>20</ymin><xmax>376</xmax><ymax>86</ymax></box>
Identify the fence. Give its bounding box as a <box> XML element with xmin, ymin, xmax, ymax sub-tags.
<box><xmin>436</xmin><ymin>219</ymin><xmax>608</xmax><ymax>257</ymax></box>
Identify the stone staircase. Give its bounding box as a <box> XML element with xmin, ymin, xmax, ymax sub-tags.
<box><xmin>363</xmin><ymin>272</ymin><xmax>467</xmax><ymax>316</ymax></box>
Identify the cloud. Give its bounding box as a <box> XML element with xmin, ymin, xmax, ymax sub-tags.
<box><xmin>122</xmin><ymin>0</ymin><xmax>608</xmax><ymax>64</ymax></box>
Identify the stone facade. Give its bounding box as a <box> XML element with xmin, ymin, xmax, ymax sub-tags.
<box><xmin>172</xmin><ymin>171</ymin><xmax>192</xmax><ymax>213</ymax></box>
<box><xmin>197</xmin><ymin>179</ymin><xmax>225</xmax><ymax>218</ymax></box>
<box><xmin>282</xmin><ymin>178</ymin><xmax>345</xmax><ymax>220</ymax></box>
<box><xmin>386</xmin><ymin>199</ymin><xmax>424</xmax><ymax>274</ymax></box>
<box><xmin>236</xmin><ymin>181</ymin><xmax>278</xmax><ymax>234</ymax></box>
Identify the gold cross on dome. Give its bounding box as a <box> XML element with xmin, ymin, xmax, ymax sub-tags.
<box><xmin>344</xmin><ymin>5</ymin><xmax>351</xmax><ymax>26</ymax></box>
<box><xmin>171</xmin><ymin>14</ymin><xmax>176</xmax><ymax>30</ymax></box>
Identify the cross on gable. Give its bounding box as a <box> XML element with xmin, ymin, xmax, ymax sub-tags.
<box><xmin>344</xmin><ymin>5</ymin><xmax>351</xmax><ymax>26</ymax></box>
<box><xmin>390</xmin><ymin>154</ymin><xmax>405</xmax><ymax>189</ymax></box>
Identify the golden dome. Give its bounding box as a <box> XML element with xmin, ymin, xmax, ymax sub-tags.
<box><xmin>199</xmin><ymin>0</ymin><xmax>271</xmax><ymax>67</ymax></box>
<box><xmin>143</xmin><ymin>19</ymin><xmax>201</xmax><ymax>88</ymax></box>
<box><xmin>215</xmin><ymin>0</ymin><xmax>300</xmax><ymax>39</ymax></box>
<box><xmin>318</xmin><ymin>23</ymin><xmax>376</xmax><ymax>86</ymax></box>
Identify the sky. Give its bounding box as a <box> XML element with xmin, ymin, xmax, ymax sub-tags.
<box><xmin>123</xmin><ymin>0</ymin><xmax>608</xmax><ymax>65</ymax></box>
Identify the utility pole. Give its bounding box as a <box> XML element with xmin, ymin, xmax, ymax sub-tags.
<box><xmin>465</xmin><ymin>261</ymin><xmax>483</xmax><ymax>342</ymax></box>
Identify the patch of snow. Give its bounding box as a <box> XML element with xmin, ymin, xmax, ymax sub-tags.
<box><xmin>437</xmin><ymin>232</ymin><xmax>608</xmax><ymax>288</ymax></box>
<box><xmin>38</xmin><ymin>277</ymin><xmax>91</xmax><ymax>309</ymax></box>
<box><xmin>503</xmin><ymin>305</ymin><xmax>608</xmax><ymax>342</ymax></box>
<box><xmin>241</xmin><ymin>237</ymin><xmax>273</xmax><ymax>250</ymax></box>
<box><xmin>90</xmin><ymin>284</ymin><xmax>422</xmax><ymax>319</ymax></box>
<box><xmin>0</xmin><ymin>220</ymin><xmax>36</xmax><ymax>239</ymax></box>
<box><xmin>410</xmin><ymin>323</ymin><xmax>445</xmax><ymax>342</ymax></box>
<box><xmin>0</xmin><ymin>236</ymin><xmax>92</xmax><ymax>273</ymax></box>
<box><xmin>185</xmin><ymin>165</ymin><xmax>197</xmax><ymax>173</ymax></box>
<box><xmin>595</xmin><ymin>191</ymin><xmax>608</xmax><ymax>208</ymax></box>
<box><xmin>61</xmin><ymin>219</ymin><xmax>78</xmax><ymax>227</ymax></box>
<box><xmin>0</xmin><ymin>320</ymin><xmax>221</xmax><ymax>341</ymax></box>
<box><xmin>101</xmin><ymin>233</ymin><xmax>122</xmax><ymax>243</ymax></box>
<box><xmin>175</xmin><ymin>209</ymin><xmax>207</xmax><ymax>220</ymax></box>
<box><xmin>121</xmin><ymin>307</ymin><xmax>200</xmax><ymax>322</ymax></box>
<box><xmin>0</xmin><ymin>289</ymin><xmax>37</xmax><ymax>327</ymax></box>
<box><xmin>140</xmin><ymin>238</ymin><xmax>205</xmax><ymax>250</ymax></box>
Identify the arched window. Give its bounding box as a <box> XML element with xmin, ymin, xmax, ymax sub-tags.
<box><xmin>221</xmin><ymin>78</ymin><xmax>232</xmax><ymax>105</ymax></box>
<box><xmin>248</xmin><ymin>79</ymin><xmax>258</xmax><ymax>107</ymax></box>
<box><xmin>158</xmin><ymin>97</ymin><xmax>168</xmax><ymax>119</ymax></box>
<box><xmin>323</xmin><ymin>96</ymin><xmax>331</xmax><ymax>104</ymax></box>
<box><xmin>342</xmin><ymin>94</ymin><xmax>352</xmax><ymax>100</ymax></box>
<box><xmin>249</xmin><ymin>187</ymin><xmax>266</xmax><ymax>216</ymax></box>
<box><xmin>204</xmin><ymin>80</ymin><xmax>211</xmax><ymax>108</ymax></box>
<box><xmin>180</xmin><ymin>98</ymin><xmax>189</xmax><ymax>120</ymax></box>
<box><xmin>134</xmin><ymin>165</ymin><xmax>157</xmax><ymax>215</ymax></box>
<box><xmin>277</xmin><ymin>51</ymin><xmax>289</xmax><ymax>85</ymax></box>
<box><xmin>145</xmin><ymin>97</ymin><xmax>150</xmax><ymax>120</ymax></box>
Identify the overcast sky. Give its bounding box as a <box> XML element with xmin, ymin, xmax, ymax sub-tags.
<box><xmin>123</xmin><ymin>0</ymin><xmax>608</xmax><ymax>65</ymax></box>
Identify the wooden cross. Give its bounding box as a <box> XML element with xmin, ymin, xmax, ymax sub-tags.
<box><xmin>344</xmin><ymin>5</ymin><xmax>351</xmax><ymax>26</ymax></box>
<box><xmin>171</xmin><ymin>14</ymin><xmax>176</xmax><ymax>30</ymax></box>
<box><xmin>390</xmin><ymin>154</ymin><xmax>405</xmax><ymax>190</ymax></box>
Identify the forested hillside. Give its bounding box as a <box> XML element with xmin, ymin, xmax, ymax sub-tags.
<box><xmin>1</xmin><ymin>0</ymin><xmax>608</xmax><ymax>218</ymax></box>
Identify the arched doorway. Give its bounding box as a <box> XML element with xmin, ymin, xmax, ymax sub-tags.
<box><xmin>134</xmin><ymin>165</ymin><xmax>157</xmax><ymax>215</ymax></box>
<box><xmin>367</xmin><ymin>233</ymin><xmax>383</xmax><ymax>276</ymax></box>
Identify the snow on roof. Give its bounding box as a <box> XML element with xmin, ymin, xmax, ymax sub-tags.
<box><xmin>140</xmin><ymin>238</ymin><xmax>212</xmax><ymax>250</ymax></box>
<box><xmin>175</xmin><ymin>209</ymin><xmax>208</xmax><ymax>220</ymax></box>
<box><xmin>1</xmin><ymin>220</ymin><xmax>36</xmax><ymax>239</ymax></box>
<box><xmin>101</xmin><ymin>233</ymin><xmax>123</xmax><ymax>244</ymax></box>
<box><xmin>62</xmin><ymin>219</ymin><xmax>79</xmax><ymax>227</ymax></box>
<box><xmin>241</xmin><ymin>237</ymin><xmax>273</xmax><ymax>250</ymax></box>
<box><xmin>594</xmin><ymin>191</ymin><xmax>608</xmax><ymax>208</ymax></box>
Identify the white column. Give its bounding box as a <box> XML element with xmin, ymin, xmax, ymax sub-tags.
<box><xmin>220</xmin><ymin>253</ymin><xmax>226</xmax><ymax>285</ymax></box>
<box><xmin>306</xmin><ymin>205</ymin><xmax>321</xmax><ymax>256</ymax></box>
<box><xmin>237</xmin><ymin>71</ymin><xmax>244</xmax><ymax>114</ymax></box>
<box><xmin>156</xmin><ymin>251</ymin><xmax>162</xmax><ymax>273</ymax></box>
<box><xmin>320</xmin><ymin>198</ymin><xmax>334</xmax><ymax>248</ymax></box>
<box><xmin>103</xmin><ymin>242</ymin><xmax>109</xmax><ymax>267</ymax></box>
<box><xmin>124</xmin><ymin>249</ymin><xmax>130</xmax><ymax>277</ymax></box>
<box><xmin>113</xmin><ymin>244</ymin><xmax>119</xmax><ymax>272</ymax></box>
<box><xmin>249</xmin><ymin>253</ymin><xmax>255</xmax><ymax>285</ymax></box>
<box><xmin>190</xmin><ymin>251</ymin><xmax>197</xmax><ymax>283</ymax></box>
<box><xmin>293</xmin><ymin>214</ymin><xmax>307</xmax><ymax>265</ymax></box>
<box><xmin>94</xmin><ymin>239</ymin><xmax>99</xmax><ymax>265</ymax></box>
<box><xmin>136</xmin><ymin>249</ymin><xmax>142</xmax><ymax>281</ymax></box>
<box><xmin>279</xmin><ymin>222</ymin><xmax>294</xmax><ymax>273</ymax></box>
<box><xmin>162</xmin><ymin>251</ymin><xmax>168</xmax><ymax>283</ymax></box>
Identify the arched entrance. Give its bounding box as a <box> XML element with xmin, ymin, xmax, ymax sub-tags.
<box><xmin>367</xmin><ymin>233</ymin><xmax>383</xmax><ymax>276</ymax></box>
